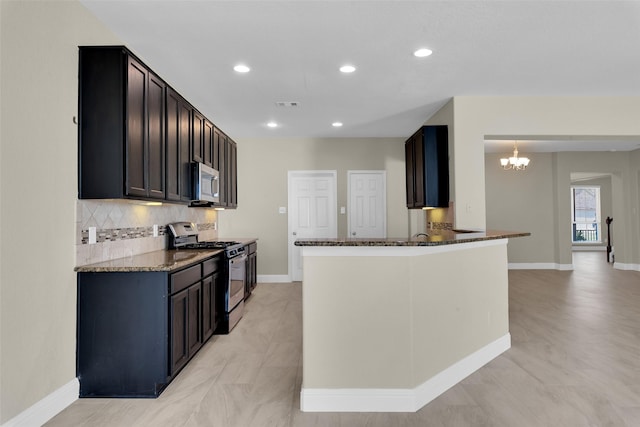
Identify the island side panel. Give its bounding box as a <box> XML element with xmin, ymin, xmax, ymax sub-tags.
<box><xmin>409</xmin><ymin>240</ymin><xmax>510</xmax><ymax>387</ymax></box>
<box><xmin>302</xmin><ymin>254</ymin><xmax>414</xmax><ymax>389</ymax></box>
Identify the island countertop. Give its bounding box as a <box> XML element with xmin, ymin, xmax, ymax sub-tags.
<box><xmin>294</xmin><ymin>229</ymin><xmax>529</xmax><ymax>247</ymax></box>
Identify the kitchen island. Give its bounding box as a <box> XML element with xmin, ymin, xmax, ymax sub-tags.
<box><xmin>295</xmin><ymin>230</ymin><xmax>528</xmax><ymax>412</ymax></box>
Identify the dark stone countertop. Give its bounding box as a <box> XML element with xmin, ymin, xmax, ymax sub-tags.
<box><xmin>75</xmin><ymin>237</ymin><xmax>258</xmax><ymax>273</ymax></box>
<box><xmin>294</xmin><ymin>230</ymin><xmax>530</xmax><ymax>247</ymax></box>
<box><xmin>74</xmin><ymin>249</ymin><xmax>224</xmax><ymax>273</ymax></box>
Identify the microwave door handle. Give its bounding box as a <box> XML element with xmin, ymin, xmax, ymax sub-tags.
<box><xmin>212</xmin><ymin>176</ymin><xmax>219</xmax><ymax>197</ymax></box>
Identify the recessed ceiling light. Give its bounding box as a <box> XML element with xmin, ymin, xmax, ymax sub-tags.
<box><xmin>413</xmin><ymin>48</ymin><xmax>433</xmax><ymax>58</ymax></box>
<box><xmin>233</xmin><ymin>64</ymin><xmax>250</xmax><ymax>73</ymax></box>
<box><xmin>332</xmin><ymin>122</ymin><xmax>343</xmax><ymax>127</ymax></box>
<box><xmin>339</xmin><ymin>65</ymin><xmax>356</xmax><ymax>73</ymax></box>
<box><xmin>267</xmin><ymin>122</ymin><xmax>278</xmax><ymax>128</ymax></box>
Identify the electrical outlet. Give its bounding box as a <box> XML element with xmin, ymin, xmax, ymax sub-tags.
<box><xmin>213</xmin><ymin>222</ymin><xmax>217</xmax><ymax>230</ymax></box>
<box><xmin>340</xmin><ymin>206</ymin><xmax>346</xmax><ymax>214</ymax></box>
<box><xmin>153</xmin><ymin>224</ymin><xmax>159</xmax><ymax>237</ymax></box>
<box><xmin>279</xmin><ymin>207</ymin><xmax>287</xmax><ymax>214</ymax></box>
<box><xmin>88</xmin><ymin>227</ymin><xmax>97</xmax><ymax>244</ymax></box>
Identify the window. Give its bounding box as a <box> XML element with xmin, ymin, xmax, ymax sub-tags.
<box><xmin>571</xmin><ymin>186</ymin><xmax>601</xmax><ymax>243</ymax></box>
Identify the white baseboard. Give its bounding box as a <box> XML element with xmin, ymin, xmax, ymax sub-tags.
<box><xmin>2</xmin><ymin>378</ymin><xmax>78</xmax><ymax>427</ymax></box>
<box><xmin>614</xmin><ymin>262</ymin><xmax>640</xmax><ymax>271</ymax></box>
<box><xmin>257</xmin><ymin>274</ymin><xmax>292</xmax><ymax>283</ymax></box>
<box><xmin>508</xmin><ymin>263</ymin><xmax>573</xmax><ymax>271</ymax></box>
<box><xmin>300</xmin><ymin>333</ymin><xmax>511</xmax><ymax>412</ymax></box>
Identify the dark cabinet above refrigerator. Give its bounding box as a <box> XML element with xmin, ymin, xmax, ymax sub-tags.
<box><xmin>405</xmin><ymin>125</ymin><xmax>449</xmax><ymax>208</ymax></box>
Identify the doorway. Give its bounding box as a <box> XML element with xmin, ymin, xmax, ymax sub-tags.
<box><xmin>347</xmin><ymin>170</ymin><xmax>387</xmax><ymax>238</ymax></box>
<box><xmin>288</xmin><ymin>171</ymin><xmax>337</xmax><ymax>281</ymax></box>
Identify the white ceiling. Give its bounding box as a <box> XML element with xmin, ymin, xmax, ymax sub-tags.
<box><xmin>80</xmin><ymin>0</ymin><xmax>640</xmax><ymax>151</ymax></box>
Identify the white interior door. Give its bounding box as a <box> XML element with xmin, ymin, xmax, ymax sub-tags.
<box><xmin>348</xmin><ymin>171</ymin><xmax>386</xmax><ymax>238</ymax></box>
<box><xmin>288</xmin><ymin>171</ymin><xmax>337</xmax><ymax>281</ymax></box>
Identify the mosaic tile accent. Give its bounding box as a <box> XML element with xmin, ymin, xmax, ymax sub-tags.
<box><xmin>80</xmin><ymin>225</ymin><xmax>168</xmax><ymax>244</ymax></box>
<box><xmin>427</xmin><ymin>221</ymin><xmax>453</xmax><ymax>231</ymax></box>
<box><xmin>75</xmin><ymin>199</ymin><xmax>219</xmax><ymax>266</ymax></box>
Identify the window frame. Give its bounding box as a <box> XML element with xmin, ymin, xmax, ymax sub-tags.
<box><xmin>570</xmin><ymin>185</ymin><xmax>602</xmax><ymax>244</ymax></box>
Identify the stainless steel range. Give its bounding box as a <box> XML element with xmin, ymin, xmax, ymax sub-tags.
<box><xmin>168</xmin><ymin>222</ymin><xmax>246</xmax><ymax>333</ymax></box>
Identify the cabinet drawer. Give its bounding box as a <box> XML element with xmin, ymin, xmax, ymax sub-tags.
<box><xmin>247</xmin><ymin>242</ymin><xmax>257</xmax><ymax>254</ymax></box>
<box><xmin>203</xmin><ymin>256</ymin><xmax>222</xmax><ymax>277</ymax></box>
<box><xmin>171</xmin><ymin>264</ymin><xmax>201</xmax><ymax>294</ymax></box>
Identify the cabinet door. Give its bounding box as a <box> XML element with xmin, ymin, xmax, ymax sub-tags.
<box><xmin>413</xmin><ymin>131</ymin><xmax>425</xmax><ymax>207</ymax></box>
<box><xmin>228</xmin><ymin>139</ymin><xmax>237</xmax><ymax>208</ymax></box>
<box><xmin>166</xmin><ymin>89</ymin><xmax>181</xmax><ymax>201</ymax></box>
<box><xmin>187</xmin><ymin>283</ymin><xmax>203</xmax><ymax>355</ymax></box>
<box><xmin>405</xmin><ymin>137</ymin><xmax>415</xmax><ymax>208</ymax></box>
<box><xmin>170</xmin><ymin>289</ymin><xmax>189</xmax><ymax>375</ymax></box>
<box><xmin>218</xmin><ymin>132</ymin><xmax>227</xmax><ymax>206</ymax></box>
<box><xmin>126</xmin><ymin>57</ymin><xmax>147</xmax><ymax>197</ymax></box>
<box><xmin>246</xmin><ymin>251</ymin><xmax>257</xmax><ymax>294</ymax></box>
<box><xmin>202</xmin><ymin>275</ymin><xmax>214</xmax><ymax>341</ymax></box>
<box><xmin>203</xmin><ymin>120</ymin><xmax>213</xmax><ymax>167</ymax></box>
<box><xmin>147</xmin><ymin>72</ymin><xmax>165</xmax><ymax>199</ymax></box>
<box><xmin>250</xmin><ymin>252</ymin><xmax>257</xmax><ymax>290</ymax></box>
<box><xmin>212</xmin><ymin>127</ymin><xmax>221</xmax><ymax>171</ymax></box>
<box><xmin>179</xmin><ymin>101</ymin><xmax>192</xmax><ymax>202</ymax></box>
<box><xmin>192</xmin><ymin>111</ymin><xmax>204</xmax><ymax>163</ymax></box>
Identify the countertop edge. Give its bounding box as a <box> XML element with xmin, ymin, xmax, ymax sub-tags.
<box><xmin>294</xmin><ymin>230</ymin><xmax>530</xmax><ymax>247</ymax></box>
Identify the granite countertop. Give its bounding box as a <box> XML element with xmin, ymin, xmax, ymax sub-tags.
<box><xmin>76</xmin><ymin>237</ymin><xmax>258</xmax><ymax>273</ymax></box>
<box><xmin>294</xmin><ymin>229</ymin><xmax>530</xmax><ymax>247</ymax></box>
<box><xmin>75</xmin><ymin>249</ymin><xmax>224</xmax><ymax>273</ymax></box>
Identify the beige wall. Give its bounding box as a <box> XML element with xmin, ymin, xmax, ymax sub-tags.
<box><xmin>0</xmin><ymin>1</ymin><xmax>121</xmax><ymax>422</ymax></box>
<box><xmin>302</xmin><ymin>242</ymin><xmax>509</xmax><ymax>390</ymax></box>
<box><xmin>217</xmin><ymin>137</ymin><xmax>408</xmax><ymax>276</ymax></box>
<box><xmin>554</xmin><ymin>151</ymin><xmax>638</xmax><ymax>265</ymax></box>
<box><xmin>485</xmin><ymin>150</ymin><xmax>639</xmax><ymax>266</ymax></box>
<box><xmin>449</xmin><ymin>96</ymin><xmax>640</xmax><ymax>231</ymax></box>
<box><xmin>485</xmin><ymin>152</ymin><xmax>557</xmax><ymax>263</ymax></box>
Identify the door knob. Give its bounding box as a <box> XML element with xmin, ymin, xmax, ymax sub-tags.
<box><xmin>352</xmin><ymin>232</ymin><xmax>356</xmax><ymax>236</ymax></box>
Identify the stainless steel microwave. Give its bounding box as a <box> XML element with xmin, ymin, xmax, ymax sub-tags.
<box><xmin>191</xmin><ymin>162</ymin><xmax>219</xmax><ymax>205</ymax></box>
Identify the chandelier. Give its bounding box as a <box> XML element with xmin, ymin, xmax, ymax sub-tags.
<box><xmin>500</xmin><ymin>142</ymin><xmax>530</xmax><ymax>170</ymax></box>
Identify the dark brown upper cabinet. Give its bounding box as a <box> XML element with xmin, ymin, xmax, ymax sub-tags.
<box><xmin>405</xmin><ymin>125</ymin><xmax>449</xmax><ymax>208</ymax></box>
<box><xmin>192</xmin><ymin>110</ymin><xmax>204</xmax><ymax>163</ymax></box>
<box><xmin>79</xmin><ymin>46</ymin><xmax>166</xmax><ymax>201</ymax></box>
<box><xmin>203</xmin><ymin>119</ymin><xmax>214</xmax><ymax>167</ymax></box>
<box><xmin>166</xmin><ymin>88</ymin><xmax>193</xmax><ymax>202</ymax></box>
<box><xmin>79</xmin><ymin>45</ymin><xmax>237</xmax><ymax>208</ymax></box>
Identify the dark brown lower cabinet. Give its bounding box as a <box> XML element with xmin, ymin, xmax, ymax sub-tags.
<box><xmin>187</xmin><ymin>284</ymin><xmax>203</xmax><ymax>356</ymax></box>
<box><xmin>202</xmin><ymin>272</ymin><xmax>221</xmax><ymax>342</ymax></box>
<box><xmin>77</xmin><ymin>253</ymin><xmax>223</xmax><ymax>398</ymax></box>
<box><xmin>245</xmin><ymin>241</ymin><xmax>257</xmax><ymax>299</ymax></box>
<box><xmin>170</xmin><ymin>288</ymin><xmax>189</xmax><ymax>375</ymax></box>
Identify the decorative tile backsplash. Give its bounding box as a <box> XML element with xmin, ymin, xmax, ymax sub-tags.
<box><xmin>425</xmin><ymin>201</ymin><xmax>454</xmax><ymax>231</ymax></box>
<box><xmin>76</xmin><ymin>199</ymin><xmax>218</xmax><ymax>266</ymax></box>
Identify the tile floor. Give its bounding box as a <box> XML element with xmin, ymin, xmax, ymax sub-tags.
<box><xmin>46</xmin><ymin>252</ymin><xmax>640</xmax><ymax>426</ymax></box>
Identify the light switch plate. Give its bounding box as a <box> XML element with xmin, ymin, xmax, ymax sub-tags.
<box><xmin>88</xmin><ymin>227</ymin><xmax>97</xmax><ymax>244</ymax></box>
<box><xmin>340</xmin><ymin>206</ymin><xmax>346</xmax><ymax>214</ymax></box>
<box><xmin>279</xmin><ymin>207</ymin><xmax>287</xmax><ymax>214</ymax></box>
<box><xmin>153</xmin><ymin>224</ymin><xmax>159</xmax><ymax>237</ymax></box>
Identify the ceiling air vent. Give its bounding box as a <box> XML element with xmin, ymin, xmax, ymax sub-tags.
<box><xmin>275</xmin><ymin>101</ymin><xmax>300</xmax><ymax>107</ymax></box>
